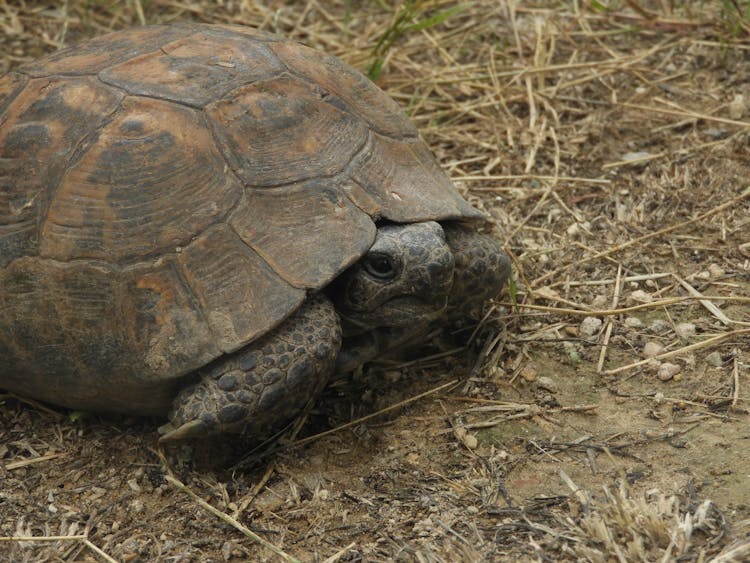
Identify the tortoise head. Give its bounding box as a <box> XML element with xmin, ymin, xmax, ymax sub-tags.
<box><xmin>331</xmin><ymin>221</ymin><xmax>454</xmax><ymax>333</ymax></box>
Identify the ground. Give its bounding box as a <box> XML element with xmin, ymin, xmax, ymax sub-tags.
<box><xmin>1</xmin><ymin>1</ymin><xmax>749</xmax><ymax>561</ymax></box>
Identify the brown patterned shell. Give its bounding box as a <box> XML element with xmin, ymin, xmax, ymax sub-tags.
<box><xmin>0</xmin><ymin>23</ymin><xmax>482</xmax><ymax>414</ymax></box>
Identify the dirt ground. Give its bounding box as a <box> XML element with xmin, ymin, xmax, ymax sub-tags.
<box><xmin>1</xmin><ymin>1</ymin><xmax>749</xmax><ymax>561</ymax></box>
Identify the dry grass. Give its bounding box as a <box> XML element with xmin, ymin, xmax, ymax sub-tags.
<box><xmin>1</xmin><ymin>0</ymin><xmax>749</xmax><ymax>561</ymax></box>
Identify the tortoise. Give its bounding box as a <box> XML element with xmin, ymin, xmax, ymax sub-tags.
<box><xmin>0</xmin><ymin>23</ymin><xmax>510</xmax><ymax>442</ymax></box>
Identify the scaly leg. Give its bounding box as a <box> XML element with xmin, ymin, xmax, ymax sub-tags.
<box><xmin>159</xmin><ymin>294</ymin><xmax>341</xmax><ymax>442</ymax></box>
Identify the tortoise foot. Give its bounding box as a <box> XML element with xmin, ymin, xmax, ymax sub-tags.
<box><xmin>159</xmin><ymin>294</ymin><xmax>341</xmax><ymax>442</ymax></box>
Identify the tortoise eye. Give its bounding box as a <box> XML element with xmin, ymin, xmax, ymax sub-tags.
<box><xmin>363</xmin><ymin>253</ymin><xmax>397</xmax><ymax>281</ymax></box>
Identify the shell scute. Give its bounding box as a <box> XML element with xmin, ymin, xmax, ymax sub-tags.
<box><xmin>41</xmin><ymin>96</ymin><xmax>242</xmax><ymax>263</ymax></box>
<box><xmin>99</xmin><ymin>31</ymin><xmax>285</xmax><ymax>107</ymax></box>
<box><xmin>0</xmin><ymin>72</ymin><xmax>28</xmax><ymax>115</ymax></box>
<box><xmin>230</xmin><ymin>179</ymin><xmax>376</xmax><ymax>289</ymax></box>
<box><xmin>348</xmin><ymin>133</ymin><xmax>483</xmax><ymax>222</ymax></box>
<box><xmin>206</xmin><ymin>75</ymin><xmax>369</xmax><ymax>187</ymax></box>
<box><xmin>272</xmin><ymin>41</ymin><xmax>417</xmax><ymax>138</ymax></box>
<box><xmin>0</xmin><ymin>77</ymin><xmax>124</xmax><ymax>265</ymax></box>
<box><xmin>19</xmin><ymin>25</ymin><xmax>191</xmax><ymax>77</ymax></box>
<box><xmin>176</xmin><ymin>224</ymin><xmax>306</xmax><ymax>354</ymax></box>
<box><xmin>0</xmin><ymin>255</ymin><xmax>220</xmax><ymax>413</ymax></box>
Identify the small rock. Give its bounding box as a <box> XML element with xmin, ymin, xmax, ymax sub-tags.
<box><xmin>537</xmin><ymin>376</ymin><xmax>558</xmax><ymax>393</ymax></box>
<box><xmin>695</xmin><ymin>270</ymin><xmax>711</xmax><ymax>280</ymax></box>
<box><xmin>706</xmin><ymin>351</ymin><xmax>724</xmax><ymax>367</ymax></box>
<box><xmin>621</xmin><ymin>151</ymin><xmax>653</xmax><ymax>162</ymax></box>
<box><xmin>535</xmin><ymin>286</ymin><xmax>561</xmax><ymax>301</ymax></box>
<box><xmin>708</xmin><ymin>263</ymin><xmax>725</xmax><ymax>278</ymax></box>
<box><xmin>463</xmin><ymin>434</ymin><xmax>478</xmax><ymax>450</ymax></box>
<box><xmin>624</xmin><ymin>317</ymin><xmax>643</xmax><ymax>328</ymax></box>
<box><xmin>566</xmin><ymin>222</ymin><xmax>582</xmax><ymax>236</ymax></box>
<box><xmin>221</xmin><ymin>541</ymin><xmax>236</xmax><ymax>561</ymax></box>
<box><xmin>643</xmin><ymin>341</ymin><xmax>665</xmax><ymax>358</ymax></box>
<box><xmin>674</xmin><ymin>322</ymin><xmax>696</xmax><ymax>339</ymax></box>
<box><xmin>657</xmin><ymin>362</ymin><xmax>681</xmax><ymax>381</ymax></box>
<box><xmin>729</xmin><ymin>94</ymin><xmax>747</xmax><ymax>119</ymax></box>
<box><xmin>629</xmin><ymin>290</ymin><xmax>653</xmax><ymax>303</ymax></box>
<box><xmin>563</xmin><ymin>341</ymin><xmax>581</xmax><ymax>362</ymax></box>
<box><xmin>648</xmin><ymin>319</ymin><xmax>669</xmax><ymax>333</ymax></box>
<box><xmin>520</xmin><ymin>365</ymin><xmax>538</xmax><ymax>382</ymax></box>
<box><xmin>130</xmin><ymin>499</ymin><xmax>144</xmax><ymax>514</ymax></box>
<box><xmin>591</xmin><ymin>294</ymin><xmax>608</xmax><ymax>309</ymax></box>
<box><xmin>579</xmin><ymin>317</ymin><xmax>603</xmax><ymax>340</ymax></box>
<box><xmin>704</xmin><ymin>127</ymin><xmax>730</xmax><ymax>139</ymax></box>
<box><xmin>384</xmin><ymin>370</ymin><xmax>402</xmax><ymax>383</ymax></box>
<box><xmin>454</xmin><ymin>426</ymin><xmax>478</xmax><ymax>450</ymax></box>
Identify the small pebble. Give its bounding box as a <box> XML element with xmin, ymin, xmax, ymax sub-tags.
<box><xmin>624</xmin><ymin>317</ymin><xmax>643</xmax><ymax>328</ymax></box>
<box><xmin>643</xmin><ymin>341</ymin><xmax>665</xmax><ymax>358</ymax></box>
<box><xmin>537</xmin><ymin>376</ymin><xmax>558</xmax><ymax>393</ymax></box>
<box><xmin>564</xmin><ymin>325</ymin><xmax>578</xmax><ymax>337</ymax></box>
<box><xmin>221</xmin><ymin>541</ymin><xmax>237</xmax><ymax>561</ymax></box>
<box><xmin>657</xmin><ymin>362</ymin><xmax>681</xmax><ymax>381</ymax></box>
<box><xmin>591</xmin><ymin>294</ymin><xmax>608</xmax><ymax>309</ymax></box>
<box><xmin>729</xmin><ymin>94</ymin><xmax>747</xmax><ymax>119</ymax></box>
<box><xmin>579</xmin><ymin>317</ymin><xmax>603</xmax><ymax>340</ymax></box>
<box><xmin>621</xmin><ymin>151</ymin><xmax>654</xmax><ymax>162</ymax></box>
<box><xmin>706</xmin><ymin>351</ymin><xmax>723</xmax><ymax>367</ymax></box>
<box><xmin>704</xmin><ymin>127</ymin><xmax>729</xmax><ymax>139</ymax></box>
<box><xmin>384</xmin><ymin>370</ymin><xmax>402</xmax><ymax>383</ymax></box>
<box><xmin>708</xmin><ymin>263</ymin><xmax>725</xmax><ymax>278</ymax></box>
<box><xmin>674</xmin><ymin>322</ymin><xmax>696</xmax><ymax>339</ymax></box>
<box><xmin>630</xmin><ymin>290</ymin><xmax>653</xmax><ymax>303</ymax></box>
<box><xmin>566</xmin><ymin>221</ymin><xmax>590</xmax><ymax>237</ymax></box>
<box><xmin>648</xmin><ymin>319</ymin><xmax>669</xmax><ymax>333</ymax></box>
<box><xmin>520</xmin><ymin>365</ymin><xmax>537</xmax><ymax>382</ymax></box>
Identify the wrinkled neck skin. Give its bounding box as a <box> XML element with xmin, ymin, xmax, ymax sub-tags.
<box><xmin>334</xmin><ymin>321</ymin><xmax>437</xmax><ymax>375</ymax></box>
<box><xmin>329</xmin><ymin>220</ymin><xmax>511</xmax><ymax>375</ymax></box>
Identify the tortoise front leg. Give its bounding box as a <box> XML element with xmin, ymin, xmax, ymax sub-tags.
<box><xmin>158</xmin><ymin>294</ymin><xmax>341</xmax><ymax>442</ymax></box>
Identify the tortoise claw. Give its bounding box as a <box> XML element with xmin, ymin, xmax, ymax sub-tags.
<box><xmin>158</xmin><ymin>419</ymin><xmax>207</xmax><ymax>442</ymax></box>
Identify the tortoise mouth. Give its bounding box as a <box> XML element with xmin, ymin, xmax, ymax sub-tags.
<box><xmin>340</xmin><ymin>295</ymin><xmax>448</xmax><ymax>332</ymax></box>
<box><xmin>386</xmin><ymin>295</ymin><xmax>447</xmax><ymax>316</ymax></box>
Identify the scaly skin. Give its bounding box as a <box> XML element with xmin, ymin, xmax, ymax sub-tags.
<box><xmin>443</xmin><ymin>224</ymin><xmax>512</xmax><ymax>319</ymax></box>
<box><xmin>160</xmin><ymin>221</ymin><xmax>510</xmax><ymax>442</ymax></box>
<box><xmin>159</xmin><ymin>294</ymin><xmax>341</xmax><ymax>441</ymax></box>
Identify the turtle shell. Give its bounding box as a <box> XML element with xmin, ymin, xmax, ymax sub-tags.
<box><xmin>0</xmin><ymin>23</ymin><xmax>483</xmax><ymax>415</ymax></box>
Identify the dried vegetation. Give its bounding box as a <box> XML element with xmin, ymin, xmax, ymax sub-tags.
<box><xmin>1</xmin><ymin>0</ymin><xmax>749</xmax><ymax>561</ymax></box>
